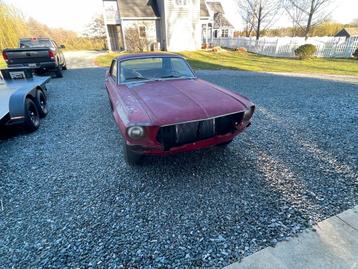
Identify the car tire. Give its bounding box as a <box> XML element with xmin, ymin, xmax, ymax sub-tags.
<box><xmin>123</xmin><ymin>143</ymin><xmax>143</xmax><ymax>166</ymax></box>
<box><xmin>35</xmin><ymin>89</ymin><xmax>48</xmax><ymax>118</ymax></box>
<box><xmin>54</xmin><ymin>67</ymin><xmax>63</xmax><ymax>78</ymax></box>
<box><xmin>23</xmin><ymin>98</ymin><xmax>40</xmax><ymax>132</ymax></box>
<box><xmin>62</xmin><ymin>61</ymin><xmax>67</xmax><ymax>70</ymax></box>
<box><xmin>217</xmin><ymin>139</ymin><xmax>233</xmax><ymax>147</ymax></box>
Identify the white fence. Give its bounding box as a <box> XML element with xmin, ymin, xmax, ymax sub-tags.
<box><xmin>213</xmin><ymin>36</ymin><xmax>358</xmax><ymax>58</ymax></box>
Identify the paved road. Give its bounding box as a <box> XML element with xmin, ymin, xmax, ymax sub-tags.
<box><xmin>0</xmin><ymin>52</ymin><xmax>357</xmax><ymax>268</ymax></box>
<box><xmin>64</xmin><ymin>51</ymin><xmax>105</xmax><ymax>69</ymax></box>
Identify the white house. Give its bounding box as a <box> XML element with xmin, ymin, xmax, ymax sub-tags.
<box><xmin>102</xmin><ymin>0</ymin><xmax>234</xmax><ymax>51</ymax></box>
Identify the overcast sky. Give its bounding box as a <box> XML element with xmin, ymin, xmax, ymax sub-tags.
<box><xmin>5</xmin><ymin>0</ymin><xmax>358</xmax><ymax>33</ymax></box>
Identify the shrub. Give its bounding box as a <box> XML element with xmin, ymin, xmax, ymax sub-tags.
<box><xmin>294</xmin><ymin>44</ymin><xmax>317</xmax><ymax>60</ymax></box>
<box><xmin>353</xmin><ymin>48</ymin><xmax>358</xmax><ymax>60</ymax></box>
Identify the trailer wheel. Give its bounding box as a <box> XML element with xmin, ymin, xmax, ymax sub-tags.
<box><xmin>123</xmin><ymin>143</ymin><xmax>143</xmax><ymax>166</ymax></box>
<box><xmin>23</xmin><ymin>98</ymin><xmax>40</xmax><ymax>132</ymax></box>
<box><xmin>54</xmin><ymin>67</ymin><xmax>63</xmax><ymax>78</ymax></box>
<box><xmin>35</xmin><ymin>89</ymin><xmax>48</xmax><ymax>118</ymax></box>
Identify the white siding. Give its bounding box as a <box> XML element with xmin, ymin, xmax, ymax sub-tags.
<box><xmin>157</xmin><ymin>0</ymin><xmax>167</xmax><ymax>50</ymax></box>
<box><xmin>122</xmin><ymin>20</ymin><xmax>159</xmax><ymax>50</ymax></box>
<box><xmin>164</xmin><ymin>0</ymin><xmax>201</xmax><ymax>51</ymax></box>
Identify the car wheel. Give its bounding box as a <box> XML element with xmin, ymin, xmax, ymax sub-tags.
<box><xmin>23</xmin><ymin>98</ymin><xmax>40</xmax><ymax>132</ymax></box>
<box><xmin>217</xmin><ymin>139</ymin><xmax>233</xmax><ymax>147</ymax></box>
<box><xmin>123</xmin><ymin>143</ymin><xmax>143</xmax><ymax>166</ymax></box>
<box><xmin>35</xmin><ymin>89</ymin><xmax>48</xmax><ymax>118</ymax></box>
<box><xmin>54</xmin><ymin>67</ymin><xmax>63</xmax><ymax>78</ymax></box>
<box><xmin>62</xmin><ymin>61</ymin><xmax>67</xmax><ymax>70</ymax></box>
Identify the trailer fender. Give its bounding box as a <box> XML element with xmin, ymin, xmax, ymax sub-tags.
<box><xmin>8</xmin><ymin>86</ymin><xmax>38</xmax><ymax>121</ymax></box>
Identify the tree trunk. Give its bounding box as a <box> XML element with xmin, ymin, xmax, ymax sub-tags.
<box><xmin>304</xmin><ymin>1</ymin><xmax>315</xmax><ymax>40</ymax></box>
<box><xmin>256</xmin><ymin>4</ymin><xmax>262</xmax><ymax>40</ymax></box>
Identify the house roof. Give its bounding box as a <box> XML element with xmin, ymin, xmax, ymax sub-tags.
<box><xmin>335</xmin><ymin>27</ymin><xmax>358</xmax><ymax>37</ymax></box>
<box><xmin>213</xmin><ymin>11</ymin><xmax>233</xmax><ymax>28</ymax></box>
<box><xmin>200</xmin><ymin>0</ymin><xmax>210</xmax><ymax>18</ymax></box>
<box><xmin>206</xmin><ymin>2</ymin><xmax>224</xmax><ymax>14</ymax></box>
<box><xmin>117</xmin><ymin>0</ymin><xmax>160</xmax><ymax>18</ymax></box>
<box><xmin>206</xmin><ymin>1</ymin><xmax>233</xmax><ymax>28</ymax></box>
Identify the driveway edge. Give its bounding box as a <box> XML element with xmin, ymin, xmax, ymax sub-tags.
<box><xmin>224</xmin><ymin>205</ymin><xmax>358</xmax><ymax>269</ymax></box>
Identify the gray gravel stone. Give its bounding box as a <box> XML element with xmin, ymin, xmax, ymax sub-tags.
<box><xmin>0</xmin><ymin>68</ymin><xmax>357</xmax><ymax>268</ymax></box>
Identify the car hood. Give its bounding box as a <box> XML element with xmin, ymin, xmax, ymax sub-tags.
<box><xmin>122</xmin><ymin>78</ymin><xmax>252</xmax><ymax>126</ymax></box>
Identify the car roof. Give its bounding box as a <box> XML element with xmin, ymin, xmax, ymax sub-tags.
<box><xmin>116</xmin><ymin>52</ymin><xmax>184</xmax><ymax>62</ymax></box>
<box><xmin>20</xmin><ymin>37</ymin><xmax>51</xmax><ymax>41</ymax></box>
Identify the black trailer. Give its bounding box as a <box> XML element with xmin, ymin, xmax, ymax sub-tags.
<box><xmin>0</xmin><ymin>68</ymin><xmax>50</xmax><ymax>132</ymax></box>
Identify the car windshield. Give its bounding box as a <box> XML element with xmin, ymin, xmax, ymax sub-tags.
<box><xmin>119</xmin><ymin>57</ymin><xmax>195</xmax><ymax>83</ymax></box>
<box><xmin>20</xmin><ymin>40</ymin><xmax>53</xmax><ymax>48</ymax></box>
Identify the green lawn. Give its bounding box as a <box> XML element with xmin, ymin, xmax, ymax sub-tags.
<box><xmin>95</xmin><ymin>50</ymin><xmax>358</xmax><ymax>76</ymax></box>
<box><xmin>0</xmin><ymin>57</ymin><xmax>5</xmax><ymax>69</ymax></box>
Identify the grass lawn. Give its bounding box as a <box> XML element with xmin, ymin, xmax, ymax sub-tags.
<box><xmin>95</xmin><ymin>50</ymin><xmax>358</xmax><ymax>76</ymax></box>
<box><xmin>0</xmin><ymin>57</ymin><xmax>6</xmax><ymax>69</ymax></box>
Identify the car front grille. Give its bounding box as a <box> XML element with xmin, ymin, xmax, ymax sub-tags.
<box><xmin>156</xmin><ymin>112</ymin><xmax>244</xmax><ymax>150</ymax></box>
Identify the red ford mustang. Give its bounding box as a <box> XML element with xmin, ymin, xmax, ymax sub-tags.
<box><xmin>105</xmin><ymin>53</ymin><xmax>255</xmax><ymax>165</ymax></box>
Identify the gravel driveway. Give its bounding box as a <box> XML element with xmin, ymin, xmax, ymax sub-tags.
<box><xmin>0</xmin><ymin>53</ymin><xmax>357</xmax><ymax>268</ymax></box>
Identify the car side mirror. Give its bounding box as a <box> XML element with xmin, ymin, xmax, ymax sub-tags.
<box><xmin>60</xmin><ymin>45</ymin><xmax>65</xmax><ymax>49</ymax></box>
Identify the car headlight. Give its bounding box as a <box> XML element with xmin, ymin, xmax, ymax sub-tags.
<box><xmin>127</xmin><ymin>126</ymin><xmax>145</xmax><ymax>139</ymax></box>
<box><xmin>243</xmin><ymin>106</ymin><xmax>255</xmax><ymax>122</ymax></box>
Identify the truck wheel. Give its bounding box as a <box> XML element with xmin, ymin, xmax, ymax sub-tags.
<box><xmin>123</xmin><ymin>143</ymin><xmax>143</xmax><ymax>166</ymax></box>
<box><xmin>35</xmin><ymin>89</ymin><xmax>48</xmax><ymax>118</ymax></box>
<box><xmin>23</xmin><ymin>98</ymin><xmax>40</xmax><ymax>132</ymax></box>
<box><xmin>54</xmin><ymin>67</ymin><xmax>63</xmax><ymax>78</ymax></box>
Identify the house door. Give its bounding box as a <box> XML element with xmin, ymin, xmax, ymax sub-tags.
<box><xmin>107</xmin><ymin>25</ymin><xmax>124</xmax><ymax>51</ymax></box>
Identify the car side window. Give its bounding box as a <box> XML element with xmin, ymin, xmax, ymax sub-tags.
<box><xmin>110</xmin><ymin>60</ymin><xmax>118</xmax><ymax>80</ymax></box>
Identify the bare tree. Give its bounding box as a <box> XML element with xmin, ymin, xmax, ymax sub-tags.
<box><xmin>282</xmin><ymin>1</ymin><xmax>305</xmax><ymax>36</ymax></box>
<box><xmin>283</xmin><ymin>0</ymin><xmax>333</xmax><ymax>40</ymax></box>
<box><xmin>83</xmin><ymin>15</ymin><xmax>106</xmax><ymax>39</ymax></box>
<box><xmin>237</xmin><ymin>0</ymin><xmax>281</xmax><ymax>40</ymax></box>
<box><xmin>239</xmin><ymin>3</ymin><xmax>256</xmax><ymax>37</ymax></box>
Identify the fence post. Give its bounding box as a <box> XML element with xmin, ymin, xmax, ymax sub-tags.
<box><xmin>344</xmin><ymin>37</ymin><xmax>352</xmax><ymax>58</ymax></box>
<box><xmin>274</xmin><ymin>38</ymin><xmax>279</xmax><ymax>57</ymax></box>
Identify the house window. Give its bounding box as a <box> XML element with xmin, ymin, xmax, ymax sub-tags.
<box><xmin>213</xmin><ymin>30</ymin><xmax>218</xmax><ymax>38</ymax></box>
<box><xmin>139</xmin><ymin>26</ymin><xmax>146</xmax><ymax>38</ymax></box>
<box><xmin>175</xmin><ymin>0</ymin><xmax>189</xmax><ymax>6</ymax></box>
<box><xmin>221</xmin><ymin>29</ymin><xmax>229</xmax><ymax>38</ymax></box>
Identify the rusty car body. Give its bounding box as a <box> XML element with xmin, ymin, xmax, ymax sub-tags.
<box><xmin>105</xmin><ymin>53</ymin><xmax>255</xmax><ymax>165</ymax></box>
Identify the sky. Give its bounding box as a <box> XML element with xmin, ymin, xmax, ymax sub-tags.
<box><xmin>4</xmin><ymin>0</ymin><xmax>358</xmax><ymax>33</ymax></box>
<box><xmin>4</xmin><ymin>0</ymin><xmax>103</xmax><ymax>33</ymax></box>
<box><xmin>222</xmin><ymin>0</ymin><xmax>358</xmax><ymax>30</ymax></box>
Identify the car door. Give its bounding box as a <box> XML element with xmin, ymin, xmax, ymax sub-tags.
<box><xmin>105</xmin><ymin>60</ymin><xmax>119</xmax><ymax>109</ymax></box>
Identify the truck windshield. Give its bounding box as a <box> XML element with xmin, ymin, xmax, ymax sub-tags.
<box><xmin>119</xmin><ymin>57</ymin><xmax>195</xmax><ymax>83</ymax></box>
<box><xmin>20</xmin><ymin>40</ymin><xmax>53</xmax><ymax>48</ymax></box>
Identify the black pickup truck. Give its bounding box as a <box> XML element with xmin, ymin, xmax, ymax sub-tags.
<box><xmin>2</xmin><ymin>38</ymin><xmax>67</xmax><ymax>78</ymax></box>
<box><xmin>0</xmin><ymin>67</ymin><xmax>50</xmax><ymax>132</ymax></box>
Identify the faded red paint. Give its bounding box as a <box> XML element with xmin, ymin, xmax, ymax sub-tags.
<box><xmin>105</xmin><ymin>53</ymin><xmax>254</xmax><ymax>156</ymax></box>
